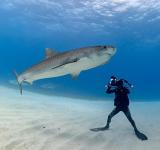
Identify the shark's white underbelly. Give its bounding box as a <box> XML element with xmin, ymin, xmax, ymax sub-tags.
<box><xmin>28</xmin><ymin>55</ymin><xmax>110</xmax><ymax>83</ymax></box>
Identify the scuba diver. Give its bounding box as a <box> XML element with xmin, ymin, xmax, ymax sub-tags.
<box><xmin>90</xmin><ymin>76</ymin><xmax>148</xmax><ymax>141</ymax></box>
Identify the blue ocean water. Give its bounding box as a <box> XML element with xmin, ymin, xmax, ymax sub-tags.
<box><xmin>0</xmin><ymin>1</ymin><xmax>159</xmax><ymax>100</ymax></box>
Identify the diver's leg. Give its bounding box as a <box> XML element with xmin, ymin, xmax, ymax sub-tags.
<box><xmin>123</xmin><ymin>107</ymin><xmax>148</xmax><ymax>140</ymax></box>
<box><xmin>123</xmin><ymin>107</ymin><xmax>138</xmax><ymax>131</ymax></box>
<box><xmin>90</xmin><ymin>107</ymin><xmax>120</xmax><ymax>132</ymax></box>
<box><xmin>105</xmin><ymin>107</ymin><xmax>120</xmax><ymax>129</ymax></box>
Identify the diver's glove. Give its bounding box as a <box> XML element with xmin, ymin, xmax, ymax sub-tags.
<box><xmin>105</xmin><ymin>84</ymin><xmax>111</xmax><ymax>88</ymax></box>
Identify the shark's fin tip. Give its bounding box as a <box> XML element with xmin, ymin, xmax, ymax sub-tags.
<box><xmin>13</xmin><ymin>70</ymin><xmax>23</xmax><ymax>95</ymax></box>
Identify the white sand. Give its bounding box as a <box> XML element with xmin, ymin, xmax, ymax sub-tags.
<box><xmin>0</xmin><ymin>86</ymin><xmax>160</xmax><ymax>150</ymax></box>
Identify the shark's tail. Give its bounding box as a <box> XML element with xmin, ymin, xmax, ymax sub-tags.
<box><xmin>13</xmin><ymin>70</ymin><xmax>23</xmax><ymax>95</ymax></box>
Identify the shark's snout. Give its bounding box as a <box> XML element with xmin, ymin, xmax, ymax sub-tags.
<box><xmin>109</xmin><ymin>47</ymin><xmax>117</xmax><ymax>55</ymax></box>
<box><xmin>101</xmin><ymin>45</ymin><xmax>117</xmax><ymax>56</ymax></box>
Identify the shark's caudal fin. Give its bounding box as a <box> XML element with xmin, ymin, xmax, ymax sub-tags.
<box><xmin>13</xmin><ymin>70</ymin><xmax>23</xmax><ymax>95</ymax></box>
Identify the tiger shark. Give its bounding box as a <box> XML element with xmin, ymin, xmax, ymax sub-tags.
<box><xmin>14</xmin><ymin>45</ymin><xmax>116</xmax><ymax>94</ymax></box>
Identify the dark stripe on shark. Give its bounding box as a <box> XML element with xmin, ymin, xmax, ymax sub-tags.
<box><xmin>51</xmin><ymin>58</ymin><xmax>80</xmax><ymax>70</ymax></box>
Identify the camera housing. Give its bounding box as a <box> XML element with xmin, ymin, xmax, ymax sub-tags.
<box><xmin>110</xmin><ymin>78</ymin><xmax>117</xmax><ymax>86</ymax></box>
<box><xmin>108</xmin><ymin>76</ymin><xmax>133</xmax><ymax>88</ymax></box>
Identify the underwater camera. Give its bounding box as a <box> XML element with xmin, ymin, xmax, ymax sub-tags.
<box><xmin>109</xmin><ymin>76</ymin><xmax>117</xmax><ymax>86</ymax></box>
<box><xmin>108</xmin><ymin>76</ymin><xmax>134</xmax><ymax>88</ymax></box>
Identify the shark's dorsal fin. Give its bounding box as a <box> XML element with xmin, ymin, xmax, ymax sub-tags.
<box><xmin>45</xmin><ymin>48</ymin><xmax>57</xmax><ymax>59</ymax></box>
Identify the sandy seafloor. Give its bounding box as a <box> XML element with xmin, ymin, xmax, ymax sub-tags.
<box><xmin>0</xmin><ymin>86</ymin><xmax>160</xmax><ymax>150</ymax></box>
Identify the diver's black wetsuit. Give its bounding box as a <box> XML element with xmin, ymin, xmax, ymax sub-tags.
<box><xmin>105</xmin><ymin>85</ymin><xmax>137</xmax><ymax>131</ymax></box>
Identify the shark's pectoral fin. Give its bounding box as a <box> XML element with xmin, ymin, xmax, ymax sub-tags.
<box><xmin>71</xmin><ymin>71</ymin><xmax>81</xmax><ymax>80</ymax></box>
<box><xmin>45</xmin><ymin>48</ymin><xmax>58</xmax><ymax>59</ymax></box>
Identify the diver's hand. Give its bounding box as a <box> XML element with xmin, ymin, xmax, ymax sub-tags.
<box><xmin>105</xmin><ymin>84</ymin><xmax>111</xmax><ymax>88</ymax></box>
<box><xmin>105</xmin><ymin>82</ymin><xmax>111</xmax><ymax>88</ymax></box>
<box><xmin>105</xmin><ymin>85</ymin><xmax>108</xmax><ymax>88</ymax></box>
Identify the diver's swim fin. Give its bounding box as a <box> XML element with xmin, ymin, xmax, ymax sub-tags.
<box><xmin>90</xmin><ymin>126</ymin><xmax>109</xmax><ymax>132</ymax></box>
<box><xmin>135</xmin><ymin>130</ymin><xmax>148</xmax><ymax>141</ymax></box>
